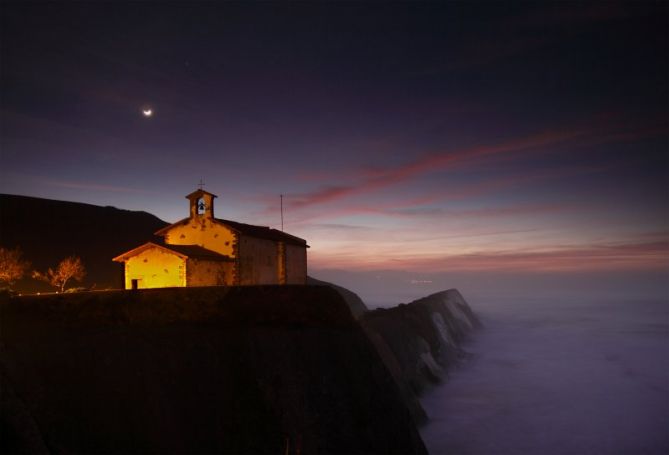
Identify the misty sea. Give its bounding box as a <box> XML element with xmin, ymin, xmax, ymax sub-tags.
<box><xmin>419</xmin><ymin>297</ymin><xmax>669</xmax><ymax>455</ymax></box>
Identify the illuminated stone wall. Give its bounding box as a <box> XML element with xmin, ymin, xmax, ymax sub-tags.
<box><xmin>124</xmin><ymin>247</ymin><xmax>185</xmax><ymax>289</ymax></box>
<box><xmin>163</xmin><ymin>219</ymin><xmax>237</xmax><ymax>257</ymax></box>
<box><xmin>238</xmin><ymin>236</ymin><xmax>279</xmax><ymax>285</ymax></box>
<box><xmin>285</xmin><ymin>243</ymin><xmax>307</xmax><ymax>284</ymax></box>
<box><xmin>277</xmin><ymin>242</ymin><xmax>286</xmax><ymax>285</ymax></box>
<box><xmin>186</xmin><ymin>259</ymin><xmax>234</xmax><ymax>286</ymax></box>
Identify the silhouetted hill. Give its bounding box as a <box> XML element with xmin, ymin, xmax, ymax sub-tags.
<box><xmin>0</xmin><ymin>194</ymin><xmax>168</xmax><ymax>292</ymax></box>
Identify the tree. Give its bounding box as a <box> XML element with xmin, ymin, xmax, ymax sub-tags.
<box><xmin>0</xmin><ymin>247</ymin><xmax>30</xmax><ymax>289</ymax></box>
<box><xmin>33</xmin><ymin>256</ymin><xmax>86</xmax><ymax>292</ymax></box>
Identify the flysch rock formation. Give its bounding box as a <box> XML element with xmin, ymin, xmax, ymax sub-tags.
<box><xmin>361</xmin><ymin>289</ymin><xmax>481</xmax><ymax>424</ymax></box>
<box><xmin>0</xmin><ymin>286</ymin><xmax>427</xmax><ymax>455</ymax></box>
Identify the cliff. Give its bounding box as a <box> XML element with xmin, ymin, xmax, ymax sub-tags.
<box><xmin>362</xmin><ymin>289</ymin><xmax>481</xmax><ymax>423</ymax></box>
<box><xmin>0</xmin><ymin>286</ymin><xmax>426</xmax><ymax>454</ymax></box>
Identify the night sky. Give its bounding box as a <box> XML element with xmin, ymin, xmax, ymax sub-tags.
<box><xmin>1</xmin><ymin>2</ymin><xmax>667</xmax><ymax>296</ymax></box>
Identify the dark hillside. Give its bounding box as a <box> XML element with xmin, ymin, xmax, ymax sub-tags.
<box><xmin>0</xmin><ymin>286</ymin><xmax>427</xmax><ymax>454</ymax></box>
<box><xmin>0</xmin><ymin>194</ymin><xmax>168</xmax><ymax>291</ymax></box>
<box><xmin>307</xmin><ymin>275</ymin><xmax>368</xmax><ymax>318</ymax></box>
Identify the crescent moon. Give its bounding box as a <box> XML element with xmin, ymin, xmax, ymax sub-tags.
<box><xmin>142</xmin><ymin>109</ymin><xmax>153</xmax><ymax>117</ymax></box>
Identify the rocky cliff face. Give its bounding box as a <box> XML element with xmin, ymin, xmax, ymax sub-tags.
<box><xmin>362</xmin><ymin>289</ymin><xmax>481</xmax><ymax>423</ymax></box>
<box><xmin>0</xmin><ymin>286</ymin><xmax>426</xmax><ymax>454</ymax></box>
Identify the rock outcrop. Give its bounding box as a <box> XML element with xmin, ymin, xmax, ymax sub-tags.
<box><xmin>307</xmin><ymin>276</ymin><xmax>368</xmax><ymax>319</ymax></box>
<box><xmin>362</xmin><ymin>289</ymin><xmax>481</xmax><ymax>423</ymax></box>
<box><xmin>0</xmin><ymin>286</ymin><xmax>426</xmax><ymax>454</ymax></box>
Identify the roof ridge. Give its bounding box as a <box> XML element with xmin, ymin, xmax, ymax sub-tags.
<box><xmin>154</xmin><ymin>216</ymin><xmax>308</xmax><ymax>246</ymax></box>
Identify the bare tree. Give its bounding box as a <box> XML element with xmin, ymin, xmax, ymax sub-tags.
<box><xmin>0</xmin><ymin>247</ymin><xmax>30</xmax><ymax>289</ymax></box>
<box><xmin>33</xmin><ymin>256</ymin><xmax>86</xmax><ymax>293</ymax></box>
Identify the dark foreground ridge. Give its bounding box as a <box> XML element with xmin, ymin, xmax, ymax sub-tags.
<box><xmin>1</xmin><ymin>286</ymin><xmax>427</xmax><ymax>454</ymax></box>
<box><xmin>306</xmin><ymin>276</ymin><xmax>368</xmax><ymax>319</ymax></box>
<box><xmin>1</xmin><ymin>286</ymin><xmax>480</xmax><ymax>454</ymax></box>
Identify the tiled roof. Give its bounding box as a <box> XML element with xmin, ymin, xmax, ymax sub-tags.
<box><xmin>216</xmin><ymin>218</ymin><xmax>308</xmax><ymax>247</ymax></box>
<box><xmin>155</xmin><ymin>218</ymin><xmax>308</xmax><ymax>247</ymax></box>
<box><xmin>113</xmin><ymin>242</ymin><xmax>234</xmax><ymax>262</ymax></box>
<box><xmin>161</xmin><ymin>244</ymin><xmax>234</xmax><ymax>260</ymax></box>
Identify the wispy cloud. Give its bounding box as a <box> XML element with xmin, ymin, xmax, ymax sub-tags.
<box><xmin>412</xmin><ymin>3</ymin><xmax>631</xmax><ymax>74</ymax></box>
<box><xmin>395</xmin><ymin>202</ymin><xmax>572</xmax><ymax>219</ymax></box>
<box><xmin>280</xmin><ymin>161</ymin><xmax>604</xmax><ymax>226</ymax></box>
<box><xmin>42</xmin><ymin>178</ymin><xmax>158</xmax><ymax>195</ymax></box>
<box><xmin>309</xmin><ymin>239</ymin><xmax>669</xmax><ymax>273</ymax></box>
<box><xmin>308</xmin><ymin>223</ymin><xmax>374</xmax><ymax>231</ymax></box>
<box><xmin>286</xmin><ymin>126</ymin><xmax>588</xmax><ymax>211</ymax></box>
<box><xmin>510</xmin><ymin>2</ymin><xmax>631</xmax><ymax>29</ymax></box>
<box><xmin>282</xmin><ymin>119</ymin><xmax>666</xmax><ymax>216</ymax></box>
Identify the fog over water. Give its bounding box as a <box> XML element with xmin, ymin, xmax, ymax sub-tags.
<box><xmin>419</xmin><ymin>296</ymin><xmax>669</xmax><ymax>455</ymax></box>
<box><xmin>312</xmin><ymin>269</ymin><xmax>668</xmax><ymax>454</ymax></box>
<box><xmin>310</xmin><ymin>269</ymin><xmax>668</xmax><ymax>311</ymax></box>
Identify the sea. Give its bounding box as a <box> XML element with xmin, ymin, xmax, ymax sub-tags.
<box><xmin>419</xmin><ymin>297</ymin><xmax>669</xmax><ymax>455</ymax></box>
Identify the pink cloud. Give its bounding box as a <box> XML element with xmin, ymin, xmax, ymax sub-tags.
<box><xmin>42</xmin><ymin>178</ymin><xmax>157</xmax><ymax>195</ymax></box>
<box><xmin>284</xmin><ymin>119</ymin><xmax>666</xmax><ymax>215</ymax></box>
<box><xmin>309</xmin><ymin>240</ymin><xmax>669</xmax><ymax>273</ymax></box>
<box><xmin>282</xmin><ymin>163</ymin><xmax>600</xmax><ymax>226</ymax></box>
<box><xmin>287</xmin><ymin>127</ymin><xmax>587</xmax><ymax>211</ymax></box>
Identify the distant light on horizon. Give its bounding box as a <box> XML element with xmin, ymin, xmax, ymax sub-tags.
<box><xmin>411</xmin><ymin>279</ymin><xmax>433</xmax><ymax>284</ymax></box>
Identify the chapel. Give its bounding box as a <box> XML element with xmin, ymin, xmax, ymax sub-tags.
<box><xmin>113</xmin><ymin>189</ymin><xmax>308</xmax><ymax>289</ymax></box>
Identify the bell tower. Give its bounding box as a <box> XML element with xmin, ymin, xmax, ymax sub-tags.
<box><xmin>185</xmin><ymin>189</ymin><xmax>217</xmax><ymax>219</ymax></box>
